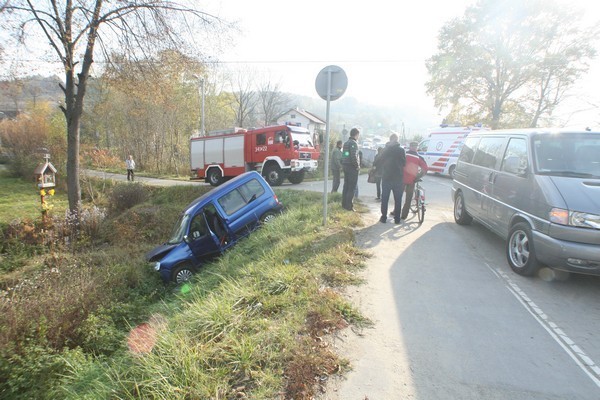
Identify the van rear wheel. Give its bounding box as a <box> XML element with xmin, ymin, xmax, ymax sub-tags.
<box><xmin>260</xmin><ymin>211</ymin><xmax>278</xmax><ymax>224</ymax></box>
<box><xmin>453</xmin><ymin>191</ymin><xmax>472</xmax><ymax>225</ymax></box>
<box><xmin>507</xmin><ymin>222</ymin><xmax>540</xmax><ymax>276</ymax></box>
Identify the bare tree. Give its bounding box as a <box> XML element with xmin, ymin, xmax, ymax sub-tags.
<box><xmin>1</xmin><ymin>1</ymin><xmax>230</xmax><ymax>213</ymax></box>
<box><xmin>230</xmin><ymin>68</ymin><xmax>256</xmax><ymax>128</ymax></box>
<box><xmin>257</xmin><ymin>79</ymin><xmax>290</xmax><ymax>126</ymax></box>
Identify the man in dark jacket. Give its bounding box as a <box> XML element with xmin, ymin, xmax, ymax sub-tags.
<box><xmin>341</xmin><ymin>127</ymin><xmax>361</xmax><ymax>211</ymax></box>
<box><xmin>331</xmin><ymin>140</ymin><xmax>343</xmax><ymax>193</ymax></box>
<box><xmin>376</xmin><ymin>133</ymin><xmax>406</xmax><ymax>223</ymax></box>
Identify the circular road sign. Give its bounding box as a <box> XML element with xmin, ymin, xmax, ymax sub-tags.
<box><xmin>315</xmin><ymin>65</ymin><xmax>348</xmax><ymax>101</ymax></box>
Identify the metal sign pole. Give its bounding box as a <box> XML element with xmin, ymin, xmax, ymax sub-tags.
<box><xmin>322</xmin><ymin>69</ymin><xmax>332</xmax><ymax>226</ymax></box>
<box><xmin>315</xmin><ymin>65</ymin><xmax>347</xmax><ymax>226</ymax></box>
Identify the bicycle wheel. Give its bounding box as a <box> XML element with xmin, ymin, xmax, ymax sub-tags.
<box><xmin>410</xmin><ymin>192</ymin><xmax>419</xmax><ymax>213</ymax></box>
<box><xmin>417</xmin><ymin>190</ymin><xmax>425</xmax><ymax>224</ymax></box>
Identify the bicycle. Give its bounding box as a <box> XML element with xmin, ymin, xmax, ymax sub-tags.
<box><xmin>409</xmin><ymin>178</ymin><xmax>425</xmax><ymax>224</ymax></box>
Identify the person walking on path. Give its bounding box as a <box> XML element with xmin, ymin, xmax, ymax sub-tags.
<box><xmin>341</xmin><ymin>128</ymin><xmax>361</xmax><ymax>211</ymax></box>
<box><xmin>373</xmin><ymin>147</ymin><xmax>384</xmax><ymax>200</ymax></box>
<box><xmin>331</xmin><ymin>140</ymin><xmax>343</xmax><ymax>193</ymax></box>
<box><xmin>126</xmin><ymin>155</ymin><xmax>136</xmax><ymax>182</ymax></box>
<box><xmin>400</xmin><ymin>141</ymin><xmax>428</xmax><ymax>220</ymax></box>
<box><xmin>376</xmin><ymin>133</ymin><xmax>406</xmax><ymax>223</ymax></box>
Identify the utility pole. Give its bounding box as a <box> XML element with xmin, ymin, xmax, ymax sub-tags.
<box><xmin>193</xmin><ymin>75</ymin><xmax>206</xmax><ymax>136</ymax></box>
<box><xmin>200</xmin><ymin>77</ymin><xmax>205</xmax><ymax>136</ymax></box>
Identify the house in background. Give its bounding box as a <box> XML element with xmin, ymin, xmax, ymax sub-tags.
<box><xmin>275</xmin><ymin>107</ymin><xmax>325</xmax><ymax>145</ymax></box>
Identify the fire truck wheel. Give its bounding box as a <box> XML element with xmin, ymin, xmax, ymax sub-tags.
<box><xmin>263</xmin><ymin>165</ymin><xmax>284</xmax><ymax>186</ymax></box>
<box><xmin>207</xmin><ymin>168</ymin><xmax>223</xmax><ymax>186</ymax></box>
<box><xmin>288</xmin><ymin>170</ymin><xmax>305</xmax><ymax>184</ymax></box>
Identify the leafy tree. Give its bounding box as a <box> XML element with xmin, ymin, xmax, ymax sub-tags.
<box><xmin>1</xmin><ymin>1</ymin><xmax>229</xmax><ymax>213</ymax></box>
<box><xmin>426</xmin><ymin>0</ymin><xmax>597</xmax><ymax>129</ymax></box>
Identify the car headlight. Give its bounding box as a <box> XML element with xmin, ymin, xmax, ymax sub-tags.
<box><xmin>550</xmin><ymin>208</ymin><xmax>600</xmax><ymax>229</ymax></box>
<box><xmin>153</xmin><ymin>261</ymin><xmax>161</xmax><ymax>271</ymax></box>
<box><xmin>570</xmin><ymin>211</ymin><xmax>600</xmax><ymax>229</ymax></box>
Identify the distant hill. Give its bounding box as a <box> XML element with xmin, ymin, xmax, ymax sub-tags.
<box><xmin>0</xmin><ymin>75</ymin><xmax>63</xmax><ymax>112</ymax></box>
<box><xmin>0</xmin><ymin>75</ymin><xmax>437</xmax><ymax>140</ymax></box>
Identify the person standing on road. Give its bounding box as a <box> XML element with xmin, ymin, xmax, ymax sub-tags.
<box><xmin>354</xmin><ymin>149</ymin><xmax>363</xmax><ymax>199</ymax></box>
<box><xmin>341</xmin><ymin>128</ymin><xmax>361</xmax><ymax>211</ymax></box>
<box><xmin>401</xmin><ymin>141</ymin><xmax>428</xmax><ymax>220</ymax></box>
<box><xmin>126</xmin><ymin>155</ymin><xmax>136</xmax><ymax>182</ymax></box>
<box><xmin>331</xmin><ymin>140</ymin><xmax>343</xmax><ymax>193</ymax></box>
<box><xmin>373</xmin><ymin>147</ymin><xmax>384</xmax><ymax>200</ymax></box>
<box><xmin>377</xmin><ymin>133</ymin><xmax>406</xmax><ymax>223</ymax></box>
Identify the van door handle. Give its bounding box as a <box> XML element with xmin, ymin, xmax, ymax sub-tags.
<box><xmin>488</xmin><ymin>171</ymin><xmax>497</xmax><ymax>184</ymax></box>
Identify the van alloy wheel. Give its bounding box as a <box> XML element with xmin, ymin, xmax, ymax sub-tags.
<box><xmin>453</xmin><ymin>192</ymin><xmax>472</xmax><ymax>225</ymax></box>
<box><xmin>172</xmin><ymin>264</ymin><xmax>194</xmax><ymax>284</ymax></box>
<box><xmin>260</xmin><ymin>211</ymin><xmax>277</xmax><ymax>224</ymax></box>
<box><xmin>507</xmin><ymin>222</ymin><xmax>540</xmax><ymax>276</ymax></box>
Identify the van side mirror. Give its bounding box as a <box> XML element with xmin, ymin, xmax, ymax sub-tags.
<box><xmin>183</xmin><ymin>235</ymin><xmax>190</xmax><ymax>244</ymax></box>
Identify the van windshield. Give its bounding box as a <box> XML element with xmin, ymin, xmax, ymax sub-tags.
<box><xmin>533</xmin><ymin>133</ymin><xmax>600</xmax><ymax>178</ymax></box>
<box><xmin>167</xmin><ymin>214</ymin><xmax>191</xmax><ymax>244</ymax></box>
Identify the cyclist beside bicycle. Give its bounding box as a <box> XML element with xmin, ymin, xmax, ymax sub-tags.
<box><xmin>400</xmin><ymin>141</ymin><xmax>428</xmax><ymax>220</ymax></box>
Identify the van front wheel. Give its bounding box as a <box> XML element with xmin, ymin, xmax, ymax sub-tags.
<box><xmin>507</xmin><ymin>223</ymin><xmax>540</xmax><ymax>276</ymax></box>
<box><xmin>172</xmin><ymin>263</ymin><xmax>195</xmax><ymax>284</ymax></box>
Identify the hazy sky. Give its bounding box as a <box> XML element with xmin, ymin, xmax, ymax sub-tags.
<box><xmin>213</xmin><ymin>0</ymin><xmax>600</xmax><ymax>130</ymax></box>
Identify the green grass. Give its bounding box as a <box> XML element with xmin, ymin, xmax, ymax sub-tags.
<box><xmin>0</xmin><ymin>172</ymin><xmax>68</xmax><ymax>223</ymax></box>
<box><xmin>0</xmin><ymin>171</ymin><xmax>371</xmax><ymax>399</ymax></box>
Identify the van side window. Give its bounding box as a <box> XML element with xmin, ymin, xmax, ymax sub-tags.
<box><xmin>472</xmin><ymin>137</ymin><xmax>506</xmax><ymax>169</ymax></box>
<box><xmin>256</xmin><ymin>134</ymin><xmax>266</xmax><ymax>146</ymax></box>
<box><xmin>218</xmin><ymin>189</ymin><xmax>246</xmax><ymax>215</ymax></box>
<box><xmin>238</xmin><ymin>178</ymin><xmax>265</xmax><ymax>202</ymax></box>
<box><xmin>501</xmin><ymin>138</ymin><xmax>528</xmax><ymax>174</ymax></box>
<box><xmin>418</xmin><ymin>139</ymin><xmax>429</xmax><ymax>152</ymax></box>
<box><xmin>189</xmin><ymin>212</ymin><xmax>209</xmax><ymax>240</ymax></box>
<box><xmin>218</xmin><ymin>179</ymin><xmax>267</xmax><ymax>215</ymax></box>
<box><xmin>458</xmin><ymin>137</ymin><xmax>480</xmax><ymax>164</ymax></box>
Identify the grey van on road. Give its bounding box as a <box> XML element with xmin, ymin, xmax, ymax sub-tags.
<box><xmin>452</xmin><ymin>128</ymin><xmax>600</xmax><ymax>277</ymax></box>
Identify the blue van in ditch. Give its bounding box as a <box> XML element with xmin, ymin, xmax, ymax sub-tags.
<box><xmin>146</xmin><ymin>171</ymin><xmax>283</xmax><ymax>283</ymax></box>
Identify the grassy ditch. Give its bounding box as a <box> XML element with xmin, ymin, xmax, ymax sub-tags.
<box><xmin>0</xmin><ymin>173</ymin><xmax>371</xmax><ymax>399</ymax></box>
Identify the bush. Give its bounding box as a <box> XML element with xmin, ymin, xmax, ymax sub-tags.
<box><xmin>109</xmin><ymin>183</ymin><xmax>148</xmax><ymax>213</ymax></box>
<box><xmin>0</xmin><ymin>344</ymin><xmax>79</xmax><ymax>400</ymax></box>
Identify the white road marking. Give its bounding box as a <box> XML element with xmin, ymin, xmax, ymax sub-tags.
<box><xmin>487</xmin><ymin>264</ymin><xmax>600</xmax><ymax>388</ymax></box>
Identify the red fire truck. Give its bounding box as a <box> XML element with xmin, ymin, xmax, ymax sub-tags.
<box><xmin>190</xmin><ymin>124</ymin><xmax>320</xmax><ymax>186</ymax></box>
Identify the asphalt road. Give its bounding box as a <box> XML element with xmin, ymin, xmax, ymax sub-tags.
<box><xmin>85</xmin><ymin>169</ymin><xmax>600</xmax><ymax>399</ymax></box>
<box><xmin>319</xmin><ymin>173</ymin><xmax>600</xmax><ymax>400</ymax></box>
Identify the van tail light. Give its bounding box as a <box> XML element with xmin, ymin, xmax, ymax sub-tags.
<box><xmin>274</xmin><ymin>194</ymin><xmax>280</xmax><ymax>204</ymax></box>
